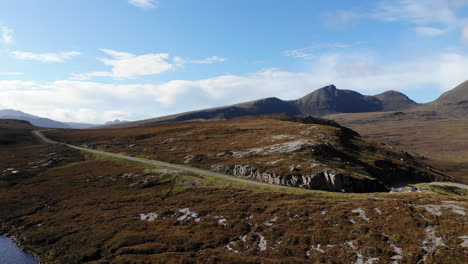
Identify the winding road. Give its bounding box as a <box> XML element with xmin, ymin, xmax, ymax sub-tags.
<box><xmin>33</xmin><ymin>130</ymin><xmax>468</xmax><ymax>191</ymax></box>
<box><xmin>33</xmin><ymin>130</ymin><xmax>294</xmax><ymax>190</ymax></box>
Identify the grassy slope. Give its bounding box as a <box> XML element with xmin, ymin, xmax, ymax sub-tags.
<box><xmin>0</xmin><ymin>119</ymin><xmax>38</xmax><ymax>146</ymax></box>
<box><xmin>0</xmin><ymin>141</ymin><xmax>467</xmax><ymax>264</ymax></box>
<box><xmin>45</xmin><ymin>114</ymin><xmax>450</xmax><ymax>191</ymax></box>
<box><xmin>328</xmin><ymin>112</ymin><xmax>468</xmax><ymax>183</ymax></box>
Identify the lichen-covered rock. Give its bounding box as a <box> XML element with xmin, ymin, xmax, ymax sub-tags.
<box><xmin>210</xmin><ymin>164</ymin><xmax>388</xmax><ymax>193</ymax></box>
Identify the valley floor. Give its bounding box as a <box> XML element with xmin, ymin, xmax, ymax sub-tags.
<box><xmin>1</xmin><ymin>139</ymin><xmax>467</xmax><ymax>263</ymax></box>
<box><xmin>328</xmin><ymin>113</ymin><xmax>468</xmax><ymax>184</ymax></box>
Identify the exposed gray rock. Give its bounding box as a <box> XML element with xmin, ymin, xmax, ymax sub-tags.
<box><xmin>231</xmin><ymin>140</ymin><xmax>328</xmax><ymax>158</ymax></box>
<box><xmin>210</xmin><ymin>164</ymin><xmax>388</xmax><ymax>193</ymax></box>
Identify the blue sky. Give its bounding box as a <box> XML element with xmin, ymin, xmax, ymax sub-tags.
<box><xmin>1</xmin><ymin>0</ymin><xmax>468</xmax><ymax>123</ymax></box>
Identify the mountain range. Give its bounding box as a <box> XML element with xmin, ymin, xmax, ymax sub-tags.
<box><xmin>106</xmin><ymin>80</ymin><xmax>466</xmax><ymax>128</ymax></box>
<box><xmin>2</xmin><ymin>80</ymin><xmax>466</xmax><ymax>129</ymax></box>
<box><xmin>0</xmin><ymin>109</ymin><xmax>127</xmax><ymax>129</ymax></box>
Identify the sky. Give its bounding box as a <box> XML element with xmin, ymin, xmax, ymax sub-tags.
<box><xmin>1</xmin><ymin>0</ymin><xmax>468</xmax><ymax>123</ymax></box>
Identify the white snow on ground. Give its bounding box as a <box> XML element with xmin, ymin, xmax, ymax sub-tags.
<box><xmin>390</xmin><ymin>244</ymin><xmax>403</xmax><ymax>264</ymax></box>
<box><xmin>321</xmin><ymin>209</ymin><xmax>327</xmax><ymax>215</ymax></box>
<box><xmin>139</xmin><ymin>212</ymin><xmax>158</xmax><ymax>222</ymax></box>
<box><xmin>257</xmin><ymin>233</ymin><xmax>267</xmax><ymax>251</ymax></box>
<box><xmin>418</xmin><ymin>226</ymin><xmax>445</xmax><ymax>264</ymax></box>
<box><xmin>415</xmin><ymin>204</ymin><xmax>466</xmax><ymax>216</ymax></box>
<box><xmin>352</xmin><ymin>208</ymin><xmax>370</xmax><ymax>222</ymax></box>
<box><xmin>458</xmin><ymin>236</ymin><xmax>468</xmax><ymax>247</ymax></box>
<box><xmin>349</xmin><ymin>218</ymin><xmax>357</xmax><ymax>224</ymax></box>
<box><xmin>346</xmin><ymin>241</ymin><xmax>379</xmax><ymax>264</ymax></box>
<box><xmin>374</xmin><ymin>208</ymin><xmax>382</xmax><ymax>214</ymax></box>
<box><xmin>177</xmin><ymin>208</ymin><xmax>200</xmax><ymax>222</ymax></box>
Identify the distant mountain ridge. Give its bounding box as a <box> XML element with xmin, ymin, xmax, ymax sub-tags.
<box><xmin>105</xmin><ymin>84</ymin><xmax>421</xmax><ymax>128</ymax></box>
<box><xmin>425</xmin><ymin>80</ymin><xmax>468</xmax><ymax>115</ymax></box>
<box><xmin>0</xmin><ymin>109</ymin><xmax>72</xmax><ymax>128</ymax></box>
<box><xmin>5</xmin><ymin>80</ymin><xmax>467</xmax><ymax>129</ymax></box>
<box><xmin>0</xmin><ymin>109</ymin><xmax>107</xmax><ymax>129</ymax></box>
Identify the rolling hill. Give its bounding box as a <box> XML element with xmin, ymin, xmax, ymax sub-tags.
<box><xmin>0</xmin><ymin>109</ymin><xmax>72</xmax><ymax>129</ymax></box>
<box><xmin>425</xmin><ymin>80</ymin><xmax>468</xmax><ymax>115</ymax></box>
<box><xmin>103</xmin><ymin>84</ymin><xmax>422</xmax><ymax>128</ymax></box>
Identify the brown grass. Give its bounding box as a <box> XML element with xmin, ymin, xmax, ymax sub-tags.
<box><xmin>45</xmin><ymin>114</ymin><xmax>450</xmax><ymax>190</ymax></box>
<box><xmin>0</xmin><ymin>136</ymin><xmax>466</xmax><ymax>263</ymax></box>
<box><xmin>328</xmin><ymin>112</ymin><xmax>468</xmax><ymax>183</ymax></box>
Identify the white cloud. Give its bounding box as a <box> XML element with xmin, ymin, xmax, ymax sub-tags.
<box><xmin>128</xmin><ymin>0</ymin><xmax>159</xmax><ymax>9</ymax></box>
<box><xmin>12</xmin><ymin>50</ymin><xmax>81</xmax><ymax>62</ymax></box>
<box><xmin>39</xmin><ymin>108</ymin><xmax>131</xmax><ymax>124</ymax></box>
<box><xmin>72</xmin><ymin>49</ymin><xmax>227</xmax><ymax>80</ymax></box>
<box><xmin>1</xmin><ymin>26</ymin><xmax>13</xmax><ymax>44</ymax></box>
<box><xmin>101</xmin><ymin>49</ymin><xmax>173</xmax><ymax>78</ymax></box>
<box><xmin>188</xmin><ymin>56</ymin><xmax>227</xmax><ymax>64</ymax></box>
<box><xmin>371</xmin><ymin>0</ymin><xmax>463</xmax><ymax>24</ymax></box>
<box><xmin>324</xmin><ymin>9</ymin><xmax>363</xmax><ymax>26</ymax></box>
<box><xmin>3</xmin><ymin>51</ymin><xmax>468</xmax><ymax>123</ymax></box>
<box><xmin>415</xmin><ymin>26</ymin><xmax>448</xmax><ymax>36</ymax></box>
<box><xmin>327</xmin><ymin>0</ymin><xmax>468</xmax><ymax>43</ymax></box>
<box><xmin>0</xmin><ymin>80</ymin><xmax>38</xmax><ymax>91</ymax></box>
<box><xmin>75</xmin><ymin>49</ymin><xmax>174</xmax><ymax>79</ymax></box>
<box><xmin>283</xmin><ymin>43</ymin><xmax>351</xmax><ymax>60</ymax></box>
<box><xmin>282</xmin><ymin>49</ymin><xmax>315</xmax><ymax>60</ymax></box>
<box><xmin>462</xmin><ymin>26</ymin><xmax>468</xmax><ymax>44</ymax></box>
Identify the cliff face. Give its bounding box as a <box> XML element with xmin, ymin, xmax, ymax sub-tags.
<box><xmin>211</xmin><ymin>164</ymin><xmax>389</xmax><ymax>193</ymax></box>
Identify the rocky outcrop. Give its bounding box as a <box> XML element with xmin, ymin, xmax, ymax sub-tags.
<box><xmin>231</xmin><ymin>141</ymin><xmax>337</xmax><ymax>158</ymax></box>
<box><xmin>210</xmin><ymin>164</ymin><xmax>388</xmax><ymax>193</ymax></box>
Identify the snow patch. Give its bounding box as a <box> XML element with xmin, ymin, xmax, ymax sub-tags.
<box><xmin>374</xmin><ymin>208</ymin><xmax>382</xmax><ymax>214</ymax></box>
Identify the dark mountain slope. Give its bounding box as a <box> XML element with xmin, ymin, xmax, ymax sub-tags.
<box><xmin>102</xmin><ymin>80</ymin><xmax>468</xmax><ymax>128</ymax></box>
<box><xmin>291</xmin><ymin>85</ymin><xmax>382</xmax><ymax>115</ymax></box>
<box><xmin>426</xmin><ymin>80</ymin><xmax>468</xmax><ymax>115</ymax></box>
<box><xmin>374</xmin><ymin>90</ymin><xmax>419</xmax><ymax>111</ymax></box>
<box><xmin>0</xmin><ymin>109</ymin><xmax>71</xmax><ymax>128</ymax></box>
<box><xmin>101</xmin><ymin>97</ymin><xmax>301</xmax><ymax>128</ymax></box>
